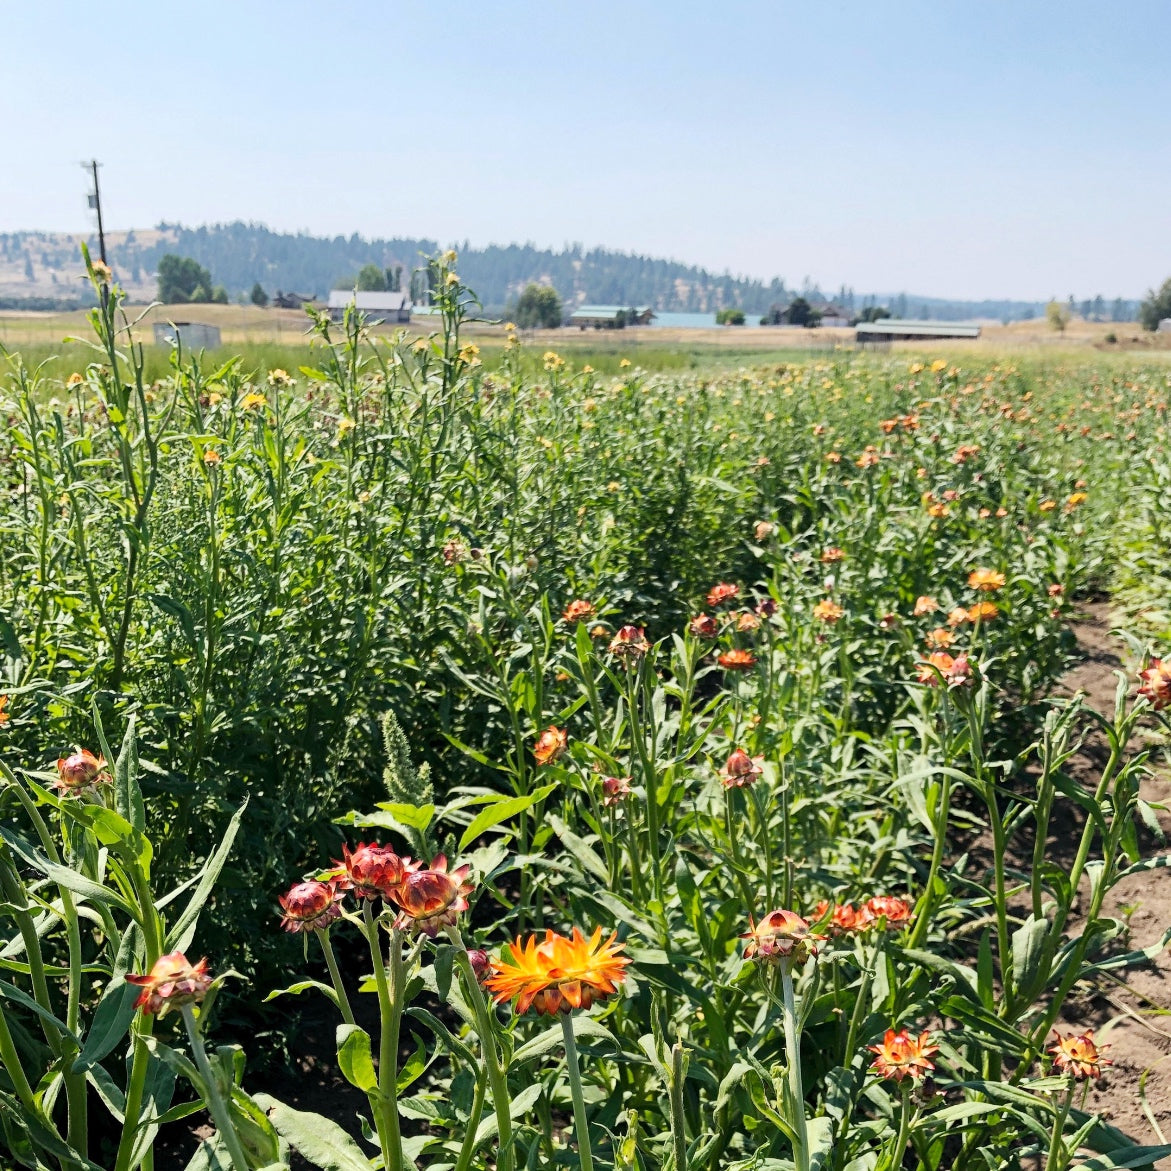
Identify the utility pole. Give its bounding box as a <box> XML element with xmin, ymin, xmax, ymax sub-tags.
<box><xmin>83</xmin><ymin>159</ymin><xmax>107</xmax><ymax>264</ymax></box>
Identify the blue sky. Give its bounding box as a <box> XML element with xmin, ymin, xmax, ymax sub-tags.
<box><xmin>2</xmin><ymin>0</ymin><xmax>1168</xmax><ymax>299</ymax></box>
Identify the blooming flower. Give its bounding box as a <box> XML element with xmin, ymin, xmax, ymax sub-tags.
<box><xmin>1039</xmin><ymin>499</ymin><xmax>1057</xmax><ymax>512</ymax></box>
<box><xmin>754</xmin><ymin>521</ymin><xmax>776</xmax><ymax>541</ymax></box>
<box><xmin>967</xmin><ymin>601</ymin><xmax>999</xmax><ymax>623</ymax></box>
<box><xmin>54</xmin><ymin>748</ymin><xmax>108</xmax><ymax>796</ymax></box>
<box><xmin>946</xmin><ymin>606</ymin><xmax>969</xmax><ymax>627</ymax></box>
<box><xmin>534</xmin><ymin>726</ymin><xmax>569</xmax><ymax>766</ymax></box>
<box><xmin>393</xmin><ymin>855</ymin><xmax>474</xmax><ymax>937</ymax></box>
<box><xmin>689</xmin><ymin>613</ymin><xmax>718</xmax><ymax>638</ymax></box>
<box><xmin>820</xmin><ymin>547</ymin><xmax>845</xmax><ymax>563</ymax></box>
<box><xmin>868</xmin><ymin>1029</ymin><xmax>939</xmax><ymax>1082</ymax></box>
<box><xmin>486</xmin><ymin>927</ymin><xmax>630</xmax><ymax>1016</ymax></box>
<box><xmin>563</xmin><ymin>599</ymin><xmax>596</xmax><ymax>623</ymax></box>
<box><xmin>718</xmin><ymin>648</ymin><xmax>757</xmax><ymax>671</ymax></box>
<box><xmin>968</xmin><ymin>568</ymin><xmax>1005</xmax><ymax>592</ymax></box>
<box><xmin>1049</xmin><ymin>1030</ymin><xmax>1111</xmax><ymax>1080</ymax></box>
<box><xmin>329</xmin><ymin>842</ymin><xmax>417</xmax><ymax>899</ymax></box>
<box><xmin>240</xmin><ymin>392</ymin><xmax>268</xmax><ymax>411</ymax></box>
<box><xmin>126</xmin><ymin>952</ymin><xmax>212</xmax><ymax>1017</ymax></box>
<box><xmin>741</xmin><ymin>909</ymin><xmax>819</xmax><ymax>966</ymax></box>
<box><xmin>0</xmin><ymin>695</ymin><xmax>8</xmax><ymax>727</ymax></box>
<box><xmin>707</xmin><ymin>582</ymin><xmax>740</xmax><ymax>608</ymax></box>
<box><xmin>736</xmin><ymin>611</ymin><xmax>760</xmax><ymax>632</ymax></box>
<box><xmin>719</xmin><ymin>749</ymin><xmax>764</xmax><ymax>788</ymax></box>
<box><xmin>1138</xmin><ymin>660</ymin><xmax>1171</xmax><ymax>710</ymax></box>
<box><xmin>267</xmin><ymin>369</ymin><xmax>294</xmax><ymax>387</ymax></box>
<box><xmin>856</xmin><ymin>446</ymin><xmax>880</xmax><ymax>468</ymax></box>
<box><xmin>1048</xmin><ymin>583</ymin><xmax>1065</xmax><ymax>598</ymax></box>
<box><xmin>858</xmin><ymin>896</ymin><xmax>913</xmax><ymax>930</ymax></box>
<box><xmin>812</xmin><ymin>900</ymin><xmax>859</xmax><ymax>935</ymax></box>
<box><xmin>813</xmin><ymin>599</ymin><xmax>845</xmax><ymax>623</ymax></box>
<box><xmin>925</xmin><ymin>627</ymin><xmax>954</xmax><ymax>649</ymax></box>
<box><xmin>608</xmin><ymin>625</ymin><xmax>650</xmax><ymax>658</ymax></box>
<box><xmin>913</xmin><ymin>595</ymin><xmax>938</xmax><ymax>616</ymax></box>
<box><xmin>601</xmin><ymin>776</ymin><xmax>632</xmax><ymax>806</ymax></box>
<box><xmin>279</xmin><ymin>880</ymin><xmax>345</xmax><ymax>933</ymax></box>
<box><xmin>756</xmin><ymin>598</ymin><xmax>778</xmax><ymax>618</ymax></box>
<box><xmin>916</xmin><ymin>652</ymin><xmax>973</xmax><ymax>688</ymax></box>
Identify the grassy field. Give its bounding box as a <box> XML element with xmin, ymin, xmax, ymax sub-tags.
<box><xmin>3</xmin><ymin>262</ymin><xmax>1171</xmax><ymax>1169</ymax></box>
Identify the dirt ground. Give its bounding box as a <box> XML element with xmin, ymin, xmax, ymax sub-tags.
<box><xmin>1054</xmin><ymin>604</ymin><xmax>1171</xmax><ymax>1153</ymax></box>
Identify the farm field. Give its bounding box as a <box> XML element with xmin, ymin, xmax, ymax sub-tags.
<box><xmin>4</xmin><ymin>258</ymin><xmax>1171</xmax><ymax>1170</ymax></box>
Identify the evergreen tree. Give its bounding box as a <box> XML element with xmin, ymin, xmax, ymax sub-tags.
<box><xmin>250</xmin><ymin>281</ymin><xmax>269</xmax><ymax>307</ymax></box>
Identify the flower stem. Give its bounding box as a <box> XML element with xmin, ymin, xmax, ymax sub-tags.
<box><xmin>669</xmin><ymin>1041</ymin><xmax>688</xmax><ymax>1171</ymax></box>
<box><xmin>561</xmin><ymin>1013</ymin><xmax>595</xmax><ymax>1171</ymax></box>
<box><xmin>780</xmin><ymin>966</ymin><xmax>810</xmax><ymax>1171</ymax></box>
<box><xmin>318</xmin><ymin>929</ymin><xmax>356</xmax><ymax>1025</ymax></box>
<box><xmin>180</xmin><ymin>1005</ymin><xmax>251</xmax><ymax>1171</ymax></box>
<box><xmin>447</xmin><ymin>927</ymin><xmax>515</xmax><ymax>1171</ymax></box>
<box><xmin>362</xmin><ymin>903</ymin><xmax>404</xmax><ymax>1171</ymax></box>
<box><xmin>885</xmin><ymin>1084</ymin><xmax>912</xmax><ymax>1171</ymax></box>
<box><xmin>452</xmin><ymin>1068</ymin><xmax>487</xmax><ymax>1171</ymax></box>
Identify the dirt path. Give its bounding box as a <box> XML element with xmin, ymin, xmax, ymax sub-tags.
<box><xmin>1058</xmin><ymin>603</ymin><xmax>1171</xmax><ymax>1149</ymax></box>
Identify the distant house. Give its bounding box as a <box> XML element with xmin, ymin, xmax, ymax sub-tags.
<box><xmin>1157</xmin><ymin>318</ymin><xmax>1171</xmax><ymax>333</ymax></box>
<box><xmin>272</xmin><ymin>291</ymin><xmax>314</xmax><ymax>309</ymax></box>
<box><xmin>855</xmin><ymin>320</ymin><xmax>981</xmax><ymax>344</ymax></box>
<box><xmin>152</xmin><ymin>321</ymin><xmax>221</xmax><ymax>349</ymax></box>
<box><xmin>328</xmin><ymin>290</ymin><xmax>411</xmax><ymax>324</ymax></box>
<box><xmin>568</xmin><ymin>305</ymin><xmax>655</xmax><ymax>330</ymax></box>
<box><xmin>818</xmin><ymin>304</ymin><xmax>851</xmax><ymax>328</ymax></box>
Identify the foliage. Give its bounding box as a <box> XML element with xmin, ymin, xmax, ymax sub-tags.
<box><xmin>856</xmin><ymin>304</ymin><xmax>892</xmax><ymax>323</ymax></box>
<box><xmin>514</xmin><ymin>282</ymin><xmax>562</xmax><ymax>329</ymax></box>
<box><xmin>1137</xmin><ymin>276</ymin><xmax>1171</xmax><ymax>331</ymax></box>
<box><xmin>716</xmin><ymin>307</ymin><xmax>746</xmax><ymax>325</ymax></box>
<box><xmin>1046</xmin><ymin>299</ymin><xmax>1070</xmax><ymax>332</ymax></box>
<box><xmin>785</xmin><ymin>296</ymin><xmax>816</xmax><ymax>326</ymax></box>
<box><xmin>249</xmin><ymin>282</ymin><xmax>268</xmax><ymax>308</ymax></box>
<box><xmin>158</xmin><ymin>254</ymin><xmax>217</xmax><ymax>304</ymax></box>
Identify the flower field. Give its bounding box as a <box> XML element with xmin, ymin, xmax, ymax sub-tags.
<box><xmin>2</xmin><ymin>253</ymin><xmax>1171</xmax><ymax>1169</ymax></box>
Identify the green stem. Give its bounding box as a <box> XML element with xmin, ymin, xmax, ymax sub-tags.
<box><xmin>1046</xmin><ymin>1082</ymin><xmax>1075</xmax><ymax>1171</ymax></box>
<box><xmin>885</xmin><ymin>1086</ymin><xmax>913</xmax><ymax>1171</ymax></box>
<box><xmin>561</xmin><ymin>1013</ymin><xmax>595</xmax><ymax>1171</ymax></box>
<box><xmin>907</xmin><ymin>773</ymin><xmax>951</xmax><ymax>951</ymax></box>
<box><xmin>362</xmin><ymin>903</ymin><xmax>404</xmax><ymax>1171</ymax></box>
<box><xmin>452</xmin><ymin>1068</ymin><xmax>488</xmax><ymax>1171</ymax></box>
<box><xmin>780</xmin><ymin>966</ymin><xmax>810</xmax><ymax>1171</ymax></box>
<box><xmin>318</xmin><ymin>929</ymin><xmax>356</xmax><ymax>1026</ymax></box>
<box><xmin>670</xmin><ymin>1041</ymin><xmax>688</xmax><ymax>1171</ymax></box>
<box><xmin>181</xmin><ymin>1006</ymin><xmax>251</xmax><ymax>1171</ymax></box>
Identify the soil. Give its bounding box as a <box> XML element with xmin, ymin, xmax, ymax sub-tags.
<box><xmin>1051</xmin><ymin>602</ymin><xmax>1171</xmax><ymax>1155</ymax></box>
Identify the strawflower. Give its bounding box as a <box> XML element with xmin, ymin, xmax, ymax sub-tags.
<box><xmin>968</xmin><ymin>568</ymin><xmax>1006</xmax><ymax>591</ymax></box>
<box><xmin>719</xmin><ymin>749</ymin><xmax>764</xmax><ymax>788</ymax></box>
<box><xmin>913</xmin><ymin>595</ymin><xmax>939</xmax><ymax>616</ymax></box>
<box><xmin>741</xmin><ymin>909</ymin><xmax>819</xmax><ymax>966</ymax></box>
<box><xmin>967</xmin><ymin>601</ymin><xmax>999</xmax><ymax>623</ymax></box>
<box><xmin>601</xmin><ymin>775</ymin><xmax>632</xmax><ymax>806</ymax></box>
<box><xmin>868</xmin><ymin>1029</ymin><xmax>939</xmax><ymax>1083</ymax></box>
<box><xmin>0</xmin><ymin>695</ymin><xmax>8</xmax><ymax>727</ymax></box>
<box><xmin>54</xmin><ymin>748</ymin><xmax>108</xmax><ymax>796</ymax></box>
<box><xmin>1137</xmin><ymin>660</ymin><xmax>1171</xmax><ymax>710</ymax></box>
<box><xmin>608</xmin><ymin>625</ymin><xmax>650</xmax><ymax>658</ymax></box>
<box><xmin>813</xmin><ymin>599</ymin><xmax>845</xmax><ymax>623</ymax></box>
<box><xmin>812</xmin><ymin>900</ymin><xmax>859</xmax><ymax>935</ymax></box>
<box><xmin>393</xmin><ymin>855</ymin><xmax>474</xmax><ymax>937</ymax></box>
<box><xmin>707</xmin><ymin>582</ymin><xmax>740</xmax><ymax>608</ymax></box>
<box><xmin>718</xmin><ymin>648</ymin><xmax>757</xmax><ymax>671</ymax></box>
<box><xmin>563</xmin><ymin>599</ymin><xmax>596</xmax><ymax>623</ymax></box>
<box><xmin>534</xmin><ymin>725</ymin><xmax>569</xmax><ymax>766</ymax></box>
<box><xmin>925</xmin><ymin>627</ymin><xmax>954</xmax><ymax>649</ymax></box>
<box><xmin>328</xmin><ymin>842</ymin><xmax>417</xmax><ymax>899</ymax></box>
<box><xmin>279</xmin><ymin>880</ymin><xmax>345</xmax><ymax>933</ymax></box>
<box><xmin>126</xmin><ymin>952</ymin><xmax>212</xmax><ymax>1017</ymax></box>
<box><xmin>858</xmin><ymin>896</ymin><xmax>913</xmax><ymax>930</ymax></box>
<box><xmin>689</xmin><ymin>613</ymin><xmax>718</xmax><ymax>638</ymax></box>
<box><xmin>486</xmin><ymin>927</ymin><xmax>630</xmax><ymax>1016</ymax></box>
<box><xmin>1049</xmin><ymin>1030</ymin><xmax>1111</xmax><ymax>1080</ymax></box>
<box><xmin>917</xmin><ymin>652</ymin><xmax>974</xmax><ymax>688</ymax></box>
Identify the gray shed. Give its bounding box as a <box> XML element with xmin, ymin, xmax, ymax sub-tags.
<box><xmin>153</xmin><ymin>321</ymin><xmax>222</xmax><ymax>349</ymax></box>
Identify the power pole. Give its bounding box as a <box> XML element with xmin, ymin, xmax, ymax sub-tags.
<box><xmin>83</xmin><ymin>159</ymin><xmax>107</xmax><ymax>264</ymax></box>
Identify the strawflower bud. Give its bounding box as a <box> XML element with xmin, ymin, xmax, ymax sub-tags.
<box><xmin>126</xmin><ymin>952</ymin><xmax>212</xmax><ymax>1017</ymax></box>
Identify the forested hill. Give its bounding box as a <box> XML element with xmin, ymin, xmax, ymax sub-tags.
<box><xmin>3</xmin><ymin>222</ymin><xmax>1126</xmax><ymax>321</ymax></box>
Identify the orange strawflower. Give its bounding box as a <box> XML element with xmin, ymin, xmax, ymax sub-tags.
<box><xmin>812</xmin><ymin>900</ymin><xmax>859</xmax><ymax>935</ymax></box>
<box><xmin>736</xmin><ymin>610</ymin><xmax>760</xmax><ymax>632</ymax></box>
<box><xmin>562</xmin><ymin>599</ymin><xmax>596</xmax><ymax>624</ymax></box>
<box><xmin>820</xmin><ymin>547</ymin><xmax>845</xmax><ymax>563</ymax></box>
<box><xmin>967</xmin><ymin>601</ymin><xmax>999</xmax><ymax>623</ymax></box>
<box><xmin>1138</xmin><ymin>660</ymin><xmax>1171</xmax><ymax>710</ymax></box>
<box><xmin>1049</xmin><ymin>1030</ymin><xmax>1110</xmax><ymax>1080</ymax></box>
<box><xmin>968</xmin><ymin>568</ymin><xmax>1005</xmax><ymax>592</ymax></box>
<box><xmin>689</xmin><ymin>614</ymin><xmax>718</xmax><ymax>638</ymax></box>
<box><xmin>869</xmin><ymin>1029</ymin><xmax>939</xmax><ymax>1082</ymax></box>
<box><xmin>608</xmin><ymin>625</ymin><xmax>650</xmax><ymax>658</ymax></box>
<box><xmin>718</xmin><ymin>648</ymin><xmax>757</xmax><ymax>671</ymax></box>
<box><xmin>0</xmin><ymin>695</ymin><xmax>8</xmax><ymax>727</ymax></box>
<box><xmin>486</xmin><ymin>926</ymin><xmax>630</xmax><ymax>1016</ymax></box>
<box><xmin>534</xmin><ymin>726</ymin><xmax>569</xmax><ymax>766</ymax></box>
<box><xmin>916</xmin><ymin>652</ymin><xmax>973</xmax><ymax>688</ymax></box>
<box><xmin>858</xmin><ymin>896</ymin><xmax>913</xmax><ymax>930</ymax></box>
<box><xmin>925</xmin><ymin>627</ymin><xmax>954</xmax><ymax>649</ymax></box>
<box><xmin>707</xmin><ymin>582</ymin><xmax>740</xmax><ymax>608</ymax></box>
<box><xmin>741</xmin><ymin>909</ymin><xmax>819</xmax><ymax>966</ymax></box>
<box><xmin>946</xmin><ymin>606</ymin><xmax>969</xmax><ymax>627</ymax></box>
<box><xmin>126</xmin><ymin>952</ymin><xmax>212</xmax><ymax>1017</ymax></box>
<box><xmin>279</xmin><ymin>880</ymin><xmax>345</xmax><ymax>933</ymax></box>
<box><xmin>813</xmin><ymin>599</ymin><xmax>845</xmax><ymax>623</ymax></box>
<box><xmin>856</xmin><ymin>446</ymin><xmax>880</xmax><ymax>468</ymax></box>
<box><xmin>913</xmin><ymin>595</ymin><xmax>938</xmax><ymax>616</ymax></box>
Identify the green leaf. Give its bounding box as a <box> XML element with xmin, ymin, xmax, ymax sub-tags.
<box><xmin>115</xmin><ymin>714</ymin><xmax>146</xmax><ymax>835</ymax></box>
<box><xmin>396</xmin><ymin>1033</ymin><xmax>428</xmax><ymax>1092</ymax></box>
<box><xmin>166</xmin><ymin>801</ymin><xmax>247</xmax><ymax>953</ymax></box>
<box><xmin>546</xmin><ymin>812</ymin><xmax>610</xmax><ymax>884</ymax></box>
<box><xmin>458</xmin><ymin>784</ymin><xmax>556</xmax><ymax>852</ymax></box>
<box><xmin>72</xmin><ymin>979</ymin><xmax>139</xmax><ymax>1073</ymax></box>
<box><xmin>1077</xmin><ymin>1146</ymin><xmax>1171</xmax><ymax>1170</ymax></box>
<box><xmin>1010</xmin><ymin>914</ymin><xmax>1049</xmax><ymax>1001</ymax></box>
<box><xmin>511</xmin><ymin>1015</ymin><xmax>616</xmax><ymax>1065</ymax></box>
<box><xmin>254</xmin><ymin>1094</ymin><xmax>373</xmax><ymax>1171</ymax></box>
<box><xmin>375</xmin><ymin>802</ymin><xmax>434</xmax><ymax>832</ymax></box>
<box><xmin>335</xmin><ymin>1025</ymin><xmax>377</xmax><ymax>1093</ymax></box>
<box><xmin>262</xmin><ymin>980</ymin><xmax>340</xmax><ymax>1011</ymax></box>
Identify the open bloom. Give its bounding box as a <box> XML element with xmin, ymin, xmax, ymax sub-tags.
<box><xmin>534</xmin><ymin>725</ymin><xmax>569</xmax><ymax>766</ymax></box>
<box><xmin>1049</xmin><ymin>1030</ymin><xmax>1111</xmax><ymax>1080</ymax></box>
<box><xmin>968</xmin><ymin>568</ymin><xmax>1005</xmax><ymax>592</ymax></box>
<box><xmin>608</xmin><ymin>625</ymin><xmax>650</xmax><ymax>658</ymax></box>
<box><xmin>858</xmin><ymin>896</ymin><xmax>913</xmax><ymax>930</ymax></box>
<box><xmin>689</xmin><ymin>613</ymin><xmax>718</xmax><ymax>638</ymax></box>
<box><xmin>813</xmin><ymin>599</ymin><xmax>845</xmax><ymax>623</ymax></box>
<box><xmin>707</xmin><ymin>582</ymin><xmax>739</xmax><ymax>608</ymax></box>
<box><xmin>812</xmin><ymin>900</ymin><xmax>859</xmax><ymax>935</ymax></box>
<box><xmin>869</xmin><ymin>1029</ymin><xmax>939</xmax><ymax>1082</ymax></box>
<box><xmin>601</xmin><ymin>775</ymin><xmax>632</xmax><ymax>806</ymax></box>
<box><xmin>916</xmin><ymin>652</ymin><xmax>974</xmax><ymax>688</ymax></box>
<box><xmin>913</xmin><ymin>595</ymin><xmax>938</xmax><ymax>616</ymax></box>
<box><xmin>741</xmin><ymin>909</ymin><xmax>819</xmax><ymax>966</ymax></box>
<box><xmin>126</xmin><ymin>952</ymin><xmax>212</xmax><ymax>1017</ymax></box>
<box><xmin>967</xmin><ymin>601</ymin><xmax>999</xmax><ymax>623</ymax></box>
<box><xmin>54</xmin><ymin>748</ymin><xmax>108</xmax><ymax>796</ymax></box>
<box><xmin>486</xmin><ymin>927</ymin><xmax>630</xmax><ymax>1016</ymax></box>
<box><xmin>719</xmin><ymin>749</ymin><xmax>764</xmax><ymax>788</ymax></box>
<box><xmin>946</xmin><ymin>606</ymin><xmax>969</xmax><ymax>627</ymax></box>
<box><xmin>0</xmin><ymin>695</ymin><xmax>8</xmax><ymax>727</ymax></box>
<box><xmin>563</xmin><ymin>599</ymin><xmax>596</xmax><ymax>624</ymax></box>
<box><xmin>1138</xmin><ymin>660</ymin><xmax>1171</xmax><ymax>710</ymax></box>
<box><xmin>718</xmin><ymin>648</ymin><xmax>757</xmax><ymax>671</ymax></box>
<box><xmin>279</xmin><ymin>880</ymin><xmax>345</xmax><ymax>933</ymax></box>
<box><xmin>329</xmin><ymin>842</ymin><xmax>417</xmax><ymax>899</ymax></box>
<box><xmin>925</xmin><ymin>627</ymin><xmax>954</xmax><ymax>649</ymax></box>
<box><xmin>393</xmin><ymin>855</ymin><xmax>474</xmax><ymax>937</ymax></box>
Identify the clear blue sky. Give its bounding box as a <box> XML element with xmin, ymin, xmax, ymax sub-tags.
<box><xmin>3</xmin><ymin>0</ymin><xmax>1168</xmax><ymax>300</ymax></box>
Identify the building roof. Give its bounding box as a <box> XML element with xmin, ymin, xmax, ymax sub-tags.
<box><xmin>855</xmin><ymin>319</ymin><xmax>981</xmax><ymax>338</ymax></box>
<box><xmin>328</xmin><ymin>290</ymin><xmax>411</xmax><ymax>311</ymax></box>
<box><xmin>571</xmin><ymin>304</ymin><xmax>653</xmax><ymax>316</ymax></box>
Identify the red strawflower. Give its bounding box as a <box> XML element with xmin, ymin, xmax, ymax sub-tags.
<box><xmin>279</xmin><ymin>880</ymin><xmax>345</xmax><ymax>933</ymax></box>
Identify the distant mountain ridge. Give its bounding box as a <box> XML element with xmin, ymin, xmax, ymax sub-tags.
<box><xmin>0</xmin><ymin>223</ymin><xmax>1135</xmax><ymax>322</ymax></box>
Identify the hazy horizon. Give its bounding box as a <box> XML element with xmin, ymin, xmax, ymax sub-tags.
<box><xmin>3</xmin><ymin>1</ymin><xmax>1169</xmax><ymax>302</ymax></box>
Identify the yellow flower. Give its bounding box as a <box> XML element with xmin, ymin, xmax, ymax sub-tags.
<box><xmin>1039</xmin><ymin>499</ymin><xmax>1057</xmax><ymax>512</ymax></box>
<box><xmin>240</xmin><ymin>393</ymin><xmax>268</xmax><ymax>412</ymax></box>
<box><xmin>486</xmin><ymin>927</ymin><xmax>630</xmax><ymax>1015</ymax></box>
<box><xmin>967</xmin><ymin>568</ymin><xmax>1005</xmax><ymax>592</ymax></box>
<box><xmin>930</xmin><ymin>359</ymin><xmax>948</xmax><ymax>373</ymax></box>
<box><xmin>66</xmin><ymin>372</ymin><xmax>84</xmax><ymax>388</ymax></box>
<box><xmin>267</xmin><ymin>368</ymin><xmax>294</xmax><ymax>388</ymax></box>
<box><xmin>619</xmin><ymin>358</ymin><xmax>632</xmax><ymax>369</ymax></box>
<box><xmin>445</xmin><ymin>272</ymin><xmax>460</xmax><ymax>287</ymax></box>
